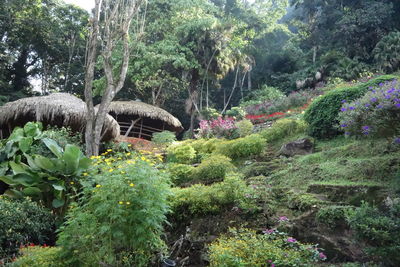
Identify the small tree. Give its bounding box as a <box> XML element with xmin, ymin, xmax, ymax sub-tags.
<box><xmin>84</xmin><ymin>0</ymin><xmax>146</xmax><ymax>155</ymax></box>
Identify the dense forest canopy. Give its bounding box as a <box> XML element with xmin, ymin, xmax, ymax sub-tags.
<box><xmin>1</xmin><ymin>0</ymin><xmax>400</xmax><ymax>129</ymax></box>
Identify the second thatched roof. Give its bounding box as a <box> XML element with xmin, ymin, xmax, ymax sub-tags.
<box><xmin>107</xmin><ymin>101</ymin><xmax>183</xmax><ymax>132</ymax></box>
<box><xmin>0</xmin><ymin>93</ymin><xmax>120</xmax><ymax>141</ymax></box>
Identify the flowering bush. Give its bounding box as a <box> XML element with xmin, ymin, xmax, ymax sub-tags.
<box><xmin>197</xmin><ymin>117</ymin><xmax>239</xmax><ymax>139</ymax></box>
<box><xmin>304</xmin><ymin>75</ymin><xmax>397</xmax><ymax>138</ymax></box>
<box><xmin>57</xmin><ymin>153</ymin><xmax>171</xmax><ymax>266</ymax></box>
<box><xmin>208</xmin><ymin>228</ymin><xmax>326</xmax><ymax>267</ymax></box>
<box><xmin>338</xmin><ymin>79</ymin><xmax>400</xmax><ymax>140</ymax></box>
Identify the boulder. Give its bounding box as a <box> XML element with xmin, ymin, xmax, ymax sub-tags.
<box><xmin>279</xmin><ymin>138</ymin><xmax>314</xmax><ymax>157</ymax></box>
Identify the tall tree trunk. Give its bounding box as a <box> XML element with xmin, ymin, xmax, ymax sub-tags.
<box><xmin>188</xmin><ymin>68</ymin><xmax>199</xmax><ymax>136</ymax></box>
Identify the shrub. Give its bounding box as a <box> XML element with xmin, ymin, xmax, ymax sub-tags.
<box><xmin>244</xmin><ymin>90</ymin><xmax>316</xmax><ymax>116</ymax></box>
<box><xmin>167</xmin><ymin>144</ymin><xmax>196</xmax><ymax>164</ymax></box>
<box><xmin>151</xmin><ymin>131</ymin><xmax>176</xmax><ymax>146</ymax></box>
<box><xmin>200</xmin><ymin>107</ymin><xmax>220</xmax><ymax>120</ymax></box>
<box><xmin>225</xmin><ymin>107</ymin><xmax>246</xmax><ymax>120</ymax></box>
<box><xmin>240</xmin><ymin>85</ymin><xmax>285</xmax><ymax>108</ymax></box>
<box><xmin>236</xmin><ymin>119</ymin><xmax>253</xmax><ymax>137</ymax></box>
<box><xmin>166</xmin><ymin>163</ymin><xmax>194</xmax><ymax>186</ymax></box>
<box><xmin>189</xmin><ymin>138</ymin><xmax>224</xmax><ymax>154</ymax></box>
<box><xmin>197</xmin><ymin>117</ymin><xmax>239</xmax><ymax>139</ymax></box>
<box><xmin>346</xmin><ymin>202</ymin><xmax>400</xmax><ymax>266</ymax></box>
<box><xmin>57</xmin><ymin>158</ymin><xmax>171</xmax><ymax>266</ymax></box>
<box><xmin>316</xmin><ymin>206</ymin><xmax>354</xmax><ymax>228</ymax></box>
<box><xmin>208</xmin><ymin>228</ymin><xmax>326</xmax><ymax>267</ymax></box>
<box><xmin>171</xmin><ymin>174</ymin><xmax>255</xmax><ymax>216</ymax></box>
<box><xmin>215</xmin><ymin>134</ymin><xmax>265</xmax><ymax>159</ymax></box>
<box><xmin>191</xmin><ymin>155</ymin><xmax>234</xmax><ymax>184</ymax></box>
<box><xmin>259</xmin><ymin>118</ymin><xmax>307</xmax><ymax>143</ymax></box>
<box><xmin>0</xmin><ymin>197</ymin><xmax>55</xmax><ymax>261</ymax></box>
<box><xmin>304</xmin><ymin>75</ymin><xmax>398</xmax><ymax>138</ymax></box>
<box><xmin>10</xmin><ymin>246</ymin><xmax>64</xmax><ymax>267</ymax></box>
<box><xmin>338</xmin><ymin>80</ymin><xmax>400</xmax><ymax>139</ymax></box>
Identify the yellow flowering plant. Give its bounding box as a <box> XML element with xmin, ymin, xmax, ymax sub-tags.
<box><xmin>57</xmin><ymin>155</ymin><xmax>172</xmax><ymax>267</ymax></box>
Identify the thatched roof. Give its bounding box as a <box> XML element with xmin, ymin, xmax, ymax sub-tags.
<box><xmin>107</xmin><ymin>101</ymin><xmax>183</xmax><ymax>132</ymax></box>
<box><xmin>0</xmin><ymin>93</ymin><xmax>119</xmax><ymax>141</ymax></box>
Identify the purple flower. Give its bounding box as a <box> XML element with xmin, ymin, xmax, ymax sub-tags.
<box><xmin>365</xmin><ymin>103</ymin><xmax>371</xmax><ymax>107</ymax></box>
<box><xmin>271</xmin><ymin>264</ymin><xmax>275</xmax><ymax>267</ymax></box>
<box><xmin>345</xmin><ymin>132</ymin><xmax>351</xmax><ymax>136</ymax></box>
<box><xmin>263</xmin><ymin>229</ymin><xmax>276</xmax><ymax>235</ymax></box>
<box><xmin>385</xmin><ymin>95</ymin><xmax>391</xmax><ymax>99</ymax></box>
<box><xmin>340</xmin><ymin>124</ymin><xmax>348</xmax><ymax>128</ymax></box>
<box><xmin>387</xmin><ymin>88</ymin><xmax>395</xmax><ymax>94</ymax></box>
<box><xmin>370</xmin><ymin>97</ymin><xmax>378</xmax><ymax>102</ymax></box>
<box><xmin>278</xmin><ymin>216</ymin><xmax>289</xmax><ymax>222</ymax></box>
<box><xmin>340</xmin><ymin>107</ymin><xmax>347</xmax><ymax>112</ymax></box>
<box><xmin>287</xmin><ymin>237</ymin><xmax>297</xmax><ymax>243</ymax></box>
<box><xmin>395</xmin><ymin>103</ymin><xmax>400</xmax><ymax>108</ymax></box>
<box><xmin>362</xmin><ymin>126</ymin><xmax>370</xmax><ymax>131</ymax></box>
<box><xmin>379</xmin><ymin>83</ymin><xmax>384</xmax><ymax>87</ymax></box>
<box><xmin>349</xmin><ymin>106</ymin><xmax>355</xmax><ymax>110</ymax></box>
<box><xmin>377</xmin><ymin>104</ymin><xmax>383</xmax><ymax>109</ymax></box>
<box><xmin>394</xmin><ymin>137</ymin><xmax>400</xmax><ymax>144</ymax></box>
<box><xmin>319</xmin><ymin>252</ymin><xmax>327</xmax><ymax>260</ymax></box>
<box><xmin>341</xmin><ymin>100</ymin><xmax>346</xmax><ymax>103</ymax></box>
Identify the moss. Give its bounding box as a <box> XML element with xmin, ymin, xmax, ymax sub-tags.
<box><xmin>286</xmin><ymin>191</ymin><xmax>322</xmax><ymax>211</ymax></box>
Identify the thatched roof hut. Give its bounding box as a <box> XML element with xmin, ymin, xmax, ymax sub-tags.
<box><xmin>106</xmin><ymin>101</ymin><xmax>183</xmax><ymax>140</ymax></box>
<box><xmin>0</xmin><ymin>93</ymin><xmax>119</xmax><ymax>141</ymax></box>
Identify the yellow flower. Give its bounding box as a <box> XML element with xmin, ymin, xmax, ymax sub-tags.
<box><xmin>128</xmin><ymin>144</ymin><xmax>132</xmax><ymax>147</ymax></box>
<box><xmin>107</xmin><ymin>149</ymin><xmax>112</xmax><ymax>152</ymax></box>
<box><xmin>118</xmin><ymin>201</ymin><xmax>124</xmax><ymax>205</ymax></box>
<box><xmin>141</xmin><ymin>156</ymin><xmax>146</xmax><ymax>161</ymax></box>
<box><xmin>126</xmin><ymin>152</ymin><xmax>131</xmax><ymax>156</ymax></box>
<box><xmin>83</xmin><ymin>173</ymin><xmax>88</xmax><ymax>176</ymax></box>
<box><xmin>96</xmin><ymin>184</ymin><xmax>101</xmax><ymax>188</ymax></box>
<box><xmin>129</xmin><ymin>183</ymin><xmax>134</xmax><ymax>187</ymax></box>
<box><xmin>126</xmin><ymin>201</ymin><xmax>131</xmax><ymax>205</ymax></box>
<box><xmin>109</xmin><ymin>169</ymin><xmax>114</xmax><ymax>172</ymax></box>
<box><xmin>70</xmin><ymin>181</ymin><xmax>75</xmax><ymax>185</ymax></box>
<box><xmin>117</xmin><ymin>157</ymin><xmax>122</xmax><ymax>160</ymax></box>
<box><xmin>121</xmin><ymin>171</ymin><xmax>126</xmax><ymax>174</ymax></box>
<box><xmin>90</xmin><ymin>156</ymin><xmax>96</xmax><ymax>159</ymax></box>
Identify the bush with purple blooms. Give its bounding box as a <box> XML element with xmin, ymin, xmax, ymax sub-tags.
<box><xmin>338</xmin><ymin>80</ymin><xmax>400</xmax><ymax>141</ymax></box>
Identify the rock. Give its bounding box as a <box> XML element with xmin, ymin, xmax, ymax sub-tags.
<box><xmin>279</xmin><ymin>138</ymin><xmax>314</xmax><ymax>157</ymax></box>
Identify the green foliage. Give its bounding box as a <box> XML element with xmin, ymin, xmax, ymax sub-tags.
<box><xmin>191</xmin><ymin>155</ymin><xmax>234</xmax><ymax>184</ymax></box>
<box><xmin>241</xmin><ymin>85</ymin><xmax>285</xmax><ymax>107</ymax></box>
<box><xmin>346</xmin><ymin>202</ymin><xmax>400</xmax><ymax>265</ymax></box>
<box><xmin>171</xmin><ymin>174</ymin><xmax>255</xmax><ymax>216</ymax></box>
<box><xmin>225</xmin><ymin>107</ymin><xmax>246</xmax><ymax>120</ymax></box>
<box><xmin>0</xmin><ymin>129</ymin><xmax>90</xmax><ymax>213</ymax></box>
<box><xmin>286</xmin><ymin>191</ymin><xmax>321</xmax><ymax>211</ymax></box>
<box><xmin>151</xmin><ymin>131</ymin><xmax>177</xmax><ymax>146</ymax></box>
<box><xmin>208</xmin><ymin>228</ymin><xmax>326</xmax><ymax>267</ymax></box>
<box><xmin>200</xmin><ymin>108</ymin><xmax>220</xmax><ymax>120</ymax></box>
<box><xmin>166</xmin><ymin>163</ymin><xmax>194</xmax><ymax>186</ymax></box>
<box><xmin>215</xmin><ymin>134</ymin><xmax>266</xmax><ymax>159</ymax></box>
<box><xmin>236</xmin><ymin>119</ymin><xmax>254</xmax><ymax>137</ymax></box>
<box><xmin>304</xmin><ymin>75</ymin><xmax>398</xmax><ymax>138</ymax></box>
<box><xmin>0</xmin><ymin>197</ymin><xmax>55</xmax><ymax>260</ymax></box>
<box><xmin>316</xmin><ymin>206</ymin><xmax>354</xmax><ymax>228</ymax></box>
<box><xmin>57</xmin><ymin>159</ymin><xmax>171</xmax><ymax>267</ymax></box>
<box><xmin>187</xmin><ymin>138</ymin><xmax>224</xmax><ymax>155</ymax></box>
<box><xmin>260</xmin><ymin>118</ymin><xmax>307</xmax><ymax>143</ymax></box>
<box><xmin>338</xmin><ymin>80</ymin><xmax>400</xmax><ymax>138</ymax></box>
<box><xmin>11</xmin><ymin>246</ymin><xmax>64</xmax><ymax>267</ymax></box>
<box><xmin>31</xmin><ymin>126</ymin><xmax>83</xmax><ymax>157</ymax></box>
<box><xmin>167</xmin><ymin>144</ymin><xmax>196</xmax><ymax>164</ymax></box>
<box><xmin>374</xmin><ymin>32</ymin><xmax>400</xmax><ymax>73</ymax></box>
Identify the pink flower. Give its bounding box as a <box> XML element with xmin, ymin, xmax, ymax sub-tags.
<box><xmin>278</xmin><ymin>216</ymin><xmax>289</xmax><ymax>222</ymax></box>
<box><xmin>287</xmin><ymin>237</ymin><xmax>297</xmax><ymax>243</ymax></box>
<box><xmin>319</xmin><ymin>252</ymin><xmax>327</xmax><ymax>260</ymax></box>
